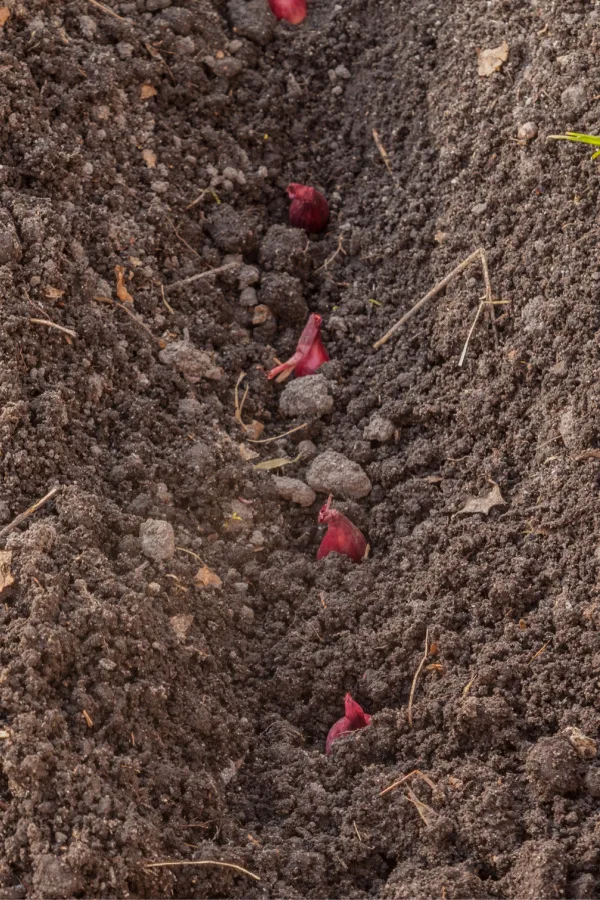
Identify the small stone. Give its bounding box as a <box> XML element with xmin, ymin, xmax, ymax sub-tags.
<box><xmin>364</xmin><ymin>413</ymin><xmax>394</xmax><ymax>442</ymax></box>
<box><xmin>98</xmin><ymin>658</ymin><xmax>117</xmax><ymax>672</ymax></box>
<box><xmin>159</xmin><ymin>337</ymin><xmax>222</xmax><ymax>382</ymax></box>
<box><xmin>140</xmin><ymin>519</ymin><xmax>175</xmax><ymax>562</ymax></box>
<box><xmin>298</xmin><ymin>439</ymin><xmax>318</xmax><ymax>461</ymax></box>
<box><xmin>561</xmin><ymin>83</ymin><xmax>587</xmax><ymax>116</ymax></box>
<box><xmin>33</xmin><ymin>855</ymin><xmax>83</xmax><ymax>900</ymax></box>
<box><xmin>178</xmin><ymin>397</ymin><xmax>202</xmax><ymax>420</ymax></box>
<box><xmin>306</xmin><ymin>451</ymin><xmax>372</xmax><ymax>499</ymax></box>
<box><xmin>240</xmin><ymin>287</ymin><xmax>258</xmax><ymax>307</ymax></box>
<box><xmin>563</xmin><ymin>726</ymin><xmax>597</xmax><ymax>759</ymax></box>
<box><xmin>517</xmin><ymin>121</ymin><xmax>538</xmax><ymax>141</ymax></box>
<box><xmin>273</xmin><ymin>476</ymin><xmax>316</xmax><ymax>507</ymax></box>
<box><xmin>335</xmin><ymin>64</ymin><xmax>351</xmax><ymax>80</ymax></box>
<box><xmin>279</xmin><ymin>375</ymin><xmax>334</xmax><ymax>418</ymax></box>
<box><xmin>238</xmin><ymin>264</ymin><xmax>260</xmax><ymax>289</ymax></box>
<box><xmin>212</xmin><ymin>57</ymin><xmax>243</xmax><ymax>78</ymax></box>
<box><xmin>78</xmin><ymin>15</ymin><xmax>97</xmax><ymax>37</ymax></box>
<box><xmin>227</xmin><ymin>0</ymin><xmax>275</xmax><ymax>45</ymax></box>
<box><xmin>526</xmin><ymin>735</ymin><xmax>583</xmax><ymax>798</ymax></box>
<box><xmin>171</xmin><ymin>614</ymin><xmax>194</xmax><ymax>640</ymax></box>
<box><xmin>471</xmin><ymin>202</ymin><xmax>487</xmax><ymax>216</ymax></box>
<box><xmin>240</xmin><ymin>604</ymin><xmax>254</xmax><ymax>622</ymax></box>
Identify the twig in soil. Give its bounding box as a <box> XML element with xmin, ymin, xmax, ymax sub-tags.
<box><xmin>405</xmin><ymin>787</ymin><xmax>437</xmax><ymax>826</ymax></box>
<box><xmin>234</xmin><ymin>372</ymin><xmax>249</xmax><ymax>428</ymax></box>
<box><xmin>143</xmin><ymin>860</ymin><xmax>260</xmax><ymax>881</ymax></box>
<box><xmin>160</xmin><ymin>283</ymin><xmax>175</xmax><ymax>315</ymax></box>
<box><xmin>176</xmin><ymin>546</ymin><xmax>207</xmax><ymax>566</ymax></box>
<box><xmin>0</xmin><ymin>486</ymin><xmax>61</xmax><ymax>539</ymax></box>
<box><xmin>247</xmin><ymin>422</ymin><xmax>307</xmax><ymax>444</ymax></box>
<box><xmin>379</xmin><ymin>769</ymin><xmax>436</xmax><ymax>797</ymax></box>
<box><xmin>185</xmin><ymin>187</ymin><xmax>221</xmax><ymax>210</ymax></box>
<box><xmin>316</xmin><ymin>234</ymin><xmax>346</xmax><ymax>273</ymax></box>
<box><xmin>373</xmin><ymin>248</ymin><xmax>502</xmax><ymax>359</ymax></box>
<box><xmin>353</xmin><ymin>821</ymin><xmax>363</xmax><ymax>842</ymax></box>
<box><xmin>167</xmin><ymin>218</ymin><xmax>200</xmax><ymax>258</ymax></box>
<box><xmin>87</xmin><ymin>0</ymin><xmax>126</xmax><ymax>20</ymax></box>
<box><xmin>530</xmin><ymin>640</ymin><xmax>551</xmax><ymax>663</ymax></box>
<box><xmin>29</xmin><ymin>318</ymin><xmax>76</xmax><ymax>339</ymax></box>
<box><xmin>372</xmin><ymin>129</ymin><xmax>394</xmax><ymax>177</ymax></box>
<box><xmin>407</xmin><ymin>626</ymin><xmax>430</xmax><ymax>728</ymax></box>
<box><xmin>164</xmin><ymin>261</ymin><xmax>239</xmax><ymax>294</ymax></box>
<box><xmin>82</xmin><ymin>710</ymin><xmax>94</xmax><ymax>728</ymax></box>
<box><xmin>458</xmin><ymin>298</ymin><xmax>509</xmax><ymax>367</ymax></box>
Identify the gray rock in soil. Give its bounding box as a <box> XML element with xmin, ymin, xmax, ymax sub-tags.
<box><xmin>279</xmin><ymin>375</ymin><xmax>333</xmax><ymax>418</ymax></box>
<box><xmin>298</xmin><ymin>439</ymin><xmax>318</xmax><ymax>461</ymax></box>
<box><xmin>517</xmin><ymin>121</ymin><xmax>538</xmax><ymax>141</ymax></box>
<box><xmin>140</xmin><ymin>519</ymin><xmax>175</xmax><ymax>562</ymax></box>
<box><xmin>560</xmin><ymin>83</ymin><xmax>587</xmax><ymax>116</ymax></box>
<box><xmin>227</xmin><ymin>0</ymin><xmax>275</xmax><ymax>46</ymax></box>
<box><xmin>363</xmin><ymin>413</ymin><xmax>394</xmax><ymax>442</ymax></box>
<box><xmin>272</xmin><ymin>476</ymin><xmax>316</xmax><ymax>507</ymax></box>
<box><xmin>33</xmin><ymin>854</ymin><xmax>84</xmax><ymax>900</ymax></box>
<box><xmin>159</xmin><ymin>338</ymin><xmax>222</xmax><ymax>382</ymax></box>
<box><xmin>306</xmin><ymin>451</ymin><xmax>372</xmax><ymax>499</ymax></box>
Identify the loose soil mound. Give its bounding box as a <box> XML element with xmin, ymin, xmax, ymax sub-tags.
<box><xmin>0</xmin><ymin>0</ymin><xmax>599</xmax><ymax>897</ymax></box>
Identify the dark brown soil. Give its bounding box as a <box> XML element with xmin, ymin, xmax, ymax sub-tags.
<box><xmin>1</xmin><ymin>0</ymin><xmax>600</xmax><ymax>897</ymax></box>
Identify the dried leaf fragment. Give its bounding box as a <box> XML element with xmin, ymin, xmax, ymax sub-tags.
<box><xmin>44</xmin><ymin>286</ymin><xmax>65</xmax><ymax>300</ymax></box>
<box><xmin>253</xmin><ymin>455</ymin><xmax>300</xmax><ymax>471</ymax></box>
<box><xmin>457</xmin><ymin>482</ymin><xmax>506</xmax><ymax>516</ymax></box>
<box><xmin>0</xmin><ymin>8</ymin><xmax>10</xmax><ymax>27</ymax></box>
<box><xmin>239</xmin><ymin>443</ymin><xmax>259</xmax><ymax>462</ymax></box>
<box><xmin>115</xmin><ymin>265</ymin><xmax>133</xmax><ymax>303</ymax></box>
<box><xmin>477</xmin><ymin>41</ymin><xmax>508</xmax><ymax>77</ymax></box>
<box><xmin>140</xmin><ymin>83</ymin><xmax>157</xmax><ymax>99</ymax></box>
<box><xmin>195</xmin><ymin>565</ymin><xmax>222</xmax><ymax>588</ymax></box>
<box><xmin>0</xmin><ymin>550</ymin><xmax>14</xmax><ymax>597</ymax></box>
<box><xmin>142</xmin><ymin>148</ymin><xmax>157</xmax><ymax>168</ymax></box>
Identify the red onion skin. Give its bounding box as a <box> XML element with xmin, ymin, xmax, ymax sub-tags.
<box><xmin>326</xmin><ymin>693</ymin><xmax>372</xmax><ymax>754</ymax></box>
<box><xmin>287</xmin><ymin>183</ymin><xmax>329</xmax><ymax>233</ymax></box>
<box><xmin>267</xmin><ymin>313</ymin><xmax>329</xmax><ymax>380</ymax></box>
<box><xmin>268</xmin><ymin>0</ymin><xmax>307</xmax><ymax>24</ymax></box>
<box><xmin>317</xmin><ymin>499</ymin><xmax>367</xmax><ymax>563</ymax></box>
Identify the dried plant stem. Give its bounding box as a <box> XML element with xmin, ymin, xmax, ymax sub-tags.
<box><xmin>87</xmin><ymin>0</ymin><xmax>126</xmax><ymax>19</ymax></box>
<box><xmin>247</xmin><ymin>422</ymin><xmax>307</xmax><ymax>444</ymax></box>
<box><xmin>160</xmin><ymin>283</ymin><xmax>175</xmax><ymax>315</ymax></box>
<box><xmin>29</xmin><ymin>318</ymin><xmax>76</xmax><ymax>338</ymax></box>
<box><xmin>165</xmin><ymin>262</ymin><xmax>238</xmax><ymax>293</ymax></box>
<box><xmin>0</xmin><ymin>486</ymin><xmax>61</xmax><ymax>539</ymax></box>
<box><xmin>143</xmin><ymin>860</ymin><xmax>260</xmax><ymax>881</ymax></box>
<box><xmin>374</xmin><ymin>247</ymin><xmax>497</xmax><ymax>352</ymax></box>
<box><xmin>372</xmin><ymin>129</ymin><xmax>394</xmax><ymax>176</ymax></box>
<box><xmin>407</xmin><ymin>627</ymin><xmax>430</xmax><ymax>728</ymax></box>
<box><xmin>379</xmin><ymin>769</ymin><xmax>436</xmax><ymax>797</ymax></box>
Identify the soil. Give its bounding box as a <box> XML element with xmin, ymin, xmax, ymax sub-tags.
<box><xmin>0</xmin><ymin>0</ymin><xmax>600</xmax><ymax>897</ymax></box>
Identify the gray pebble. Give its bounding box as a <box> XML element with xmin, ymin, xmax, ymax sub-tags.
<box><xmin>227</xmin><ymin>0</ymin><xmax>275</xmax><ymax>45</ymax></box>
<box><xmin>364</xmin><ymin>413</ymin><xmax>394</xmax><ymax>442</ymax></box>
<box><xmin>272</xmin><ymin>476</ymin><xmax>316</xmax><ymax>507</ymax></box>
<box><xmin>279</xmin><ymin>375</ymin><xmax>334</xmax><ymax>418</ymax></box>
<box><xmin>159</xmin><ymin>338</ymin><xmax>222</xmax><ymax>382</ymax></box>
<box><xmin>240</xmin><ymin>287</ymin><xmax>258</xmax><ymax>307</ymax></box>
<box><xmin>140</xmin><ymin>519</ymin><xmax>175</xmax><ymax>562</ymax></box>
<box><xmin>517</xmin><ymin>121</ymin><xmax>538</xmax><ymax>141</ymax></box>
<box><xmin>306</xmin><ymin>451</ymin><xmax>372</xmax><ymax>499</ymax></box>
<box><xmin>561</xmin><ymin>84</ymin><xmax>587</xmax><ymax>116</ymax></box>
<box><xmin>298</xmin><ymin>439</ymin><xmax>318</xmax><ymax>461</ymax></box>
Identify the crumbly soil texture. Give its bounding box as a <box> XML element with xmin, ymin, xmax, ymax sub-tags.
<box><xmin>1</xmin><ymin>0</ymin><xmax>600</xmax><ymax>897</ymax></box>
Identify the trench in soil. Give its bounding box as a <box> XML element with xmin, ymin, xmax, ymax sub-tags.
<box><xmin>1</xmin><ymin>0</ymin><xmax>600</xmax><ymax>898</ymax></box>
